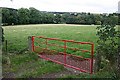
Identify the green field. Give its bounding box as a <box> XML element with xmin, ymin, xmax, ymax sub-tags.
<box><xmin>3</xmin><ymin>24</ymin><xmax>117</xmax><ymax>78</ymax></box>
<box><xmin>3</xmin><ymin>24</ymin><xmax>100</xmax><ymax>78</ymax></box>
<box><xmin>3</xmin><ymin>24</ymin><xmax>98</xmax><ymax>53</ymax></box>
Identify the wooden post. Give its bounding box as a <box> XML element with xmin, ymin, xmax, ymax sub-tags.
<box><xmin>0</xmin><ymin>29</ymin><xmax>2</xmax><ymax>47</ymax></box>
<box><xmin>0</xmin><ymin>7</ymin><xmax>3</xmax><ymax>78</ymax></box>
<box><xmin>5</xmin><ymin>40</ymin><xmax>7</xmax><ymax>53</ymax></box>
<box><xmin>28</xmin><ymin>36</ymin><xmax>32</xmax><ymax>52</ymax></box>
<box><xmin>0</xmin><ymin>27</ymin><xmax>2</xmax><ymax>79</ymax></box>
<box><xmin>94</xmin><ymin>50</ymin><xmax>101</xmax><ymax>72</ymax></box>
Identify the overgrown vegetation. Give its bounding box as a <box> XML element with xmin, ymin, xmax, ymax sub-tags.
<box><xmin>95</xmin><ymin>15</ymin><xmax>119</xmax><ymax>79</ymax></box>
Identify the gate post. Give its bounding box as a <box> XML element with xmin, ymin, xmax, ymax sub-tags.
<box><xmin>64</xmin><ymin>41</ymin><xmax>67</xmax><ymax>66</ymax></box>
<box><xmin>28</xmin><ymin>36</ymin><xmax>32</xmax><ymax>52</ymax></box>
<box><xmin>90</xmin><ymin>44</ymin><xmax>94</xmax><ymax>74</ymax></box>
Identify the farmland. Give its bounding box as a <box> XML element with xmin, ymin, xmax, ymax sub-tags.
<box><xmin>2</xmin><ymin>24</ymin><xmax>115</xmax><ymax>78</ymax></box>
<box><xmin>3</xmin><ymin>24</ymin><xmax>97</xmax><ymax>52</ymax></box>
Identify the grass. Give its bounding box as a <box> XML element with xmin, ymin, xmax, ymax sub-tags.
<box><xmin>3</xmin><ymin>24</ymin><xmax>118</xmax><ymax>78</ymax></box>
<box><xmin>3</xmin><ymin>24</ymin><xmax>97</xmax><ymax>54</ymax></box>
<box><xmin>2</xmin><ymin>24</ymin><xmax>98</xmax><ymax>78</ymax></box>
<box><xmin>3</xmin><ymin>51</ymin><xmax>65</xmax><ymax>78</ymax></box>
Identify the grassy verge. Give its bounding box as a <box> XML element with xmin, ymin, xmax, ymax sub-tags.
<box><xmin>2</xmin><ymin>52</ymin><xmax>65</xmax><ymax>78</ymax></box>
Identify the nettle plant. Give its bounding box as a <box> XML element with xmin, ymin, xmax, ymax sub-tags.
<box><xmin>96</xmin><ymin>16</ymin><xmax>118</xmax><ymax>65</ymax></box>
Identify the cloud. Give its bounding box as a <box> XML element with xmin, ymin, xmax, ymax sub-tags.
<box><xmin>0</xmin><ymin>0</ymin><xmax>119</xmax><ymax>13</ymax></box>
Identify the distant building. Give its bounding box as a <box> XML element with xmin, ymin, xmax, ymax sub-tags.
<box><xmin>103</xmin><ymin>13</ymin><xmax>109</xmax><ymax>16</ymax></box>
<box><xmin>118</xmin><ymin>1</ymin><xmax>120</xmax><ymax>13</ymax></box>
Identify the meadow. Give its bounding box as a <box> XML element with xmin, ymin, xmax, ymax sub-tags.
<box><xmin>3</xmin><ymin>24</ymin><xmax>102</xmax><ymax>78</ymax></box>
<box><xmin>3</xmin><ymin>24</ymin><xmax>98</xmax><ymax>53</ymax></box>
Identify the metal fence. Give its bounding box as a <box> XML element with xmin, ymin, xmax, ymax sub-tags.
<box><xmin>31</xmin><ymin>36</ymin><xmax>94</xmax><ymax>74</ymax></box>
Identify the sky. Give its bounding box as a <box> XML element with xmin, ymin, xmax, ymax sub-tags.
<box><xmin>0</xmin><ymin>0</ymin><xmax>119</xmax><ymax>13</ymax></box>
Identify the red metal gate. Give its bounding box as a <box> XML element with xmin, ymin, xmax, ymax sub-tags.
<box><xmin>32</xmin><ymin>36</ymin><xmax>94</xmax><ymax>74</ymax></box>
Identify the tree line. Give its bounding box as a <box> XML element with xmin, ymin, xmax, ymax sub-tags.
<box><xmin>1</xmin><ymin>7</ymin><xmax>118</xmax><ymax>26</ymax></box>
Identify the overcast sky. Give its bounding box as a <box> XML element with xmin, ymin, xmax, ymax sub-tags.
<box><xmin>0</xmin><ymin>0</ymin><xmax>119</xmax><ymax>13</ymax></box>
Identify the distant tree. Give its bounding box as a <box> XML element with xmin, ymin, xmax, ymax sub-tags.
<box><xmin>9</xmin><ymin>9</ymin><xmax>18</xmax><ymax>25</ymax></box>
<box><xmin>61</xmin><ymin>13</ymin><xmax>70</xmax><ymax>23</ymax></box>
<box><xmin>2</xmin><ymin>8</ymin><xmax>10</xmax><ymax>25</ymax></box>
<box><xmin>46</xmin><ymin>13</ymin><xmax>55</xmax><ymax>23</ymax></box>
<box><xmin>18</xmin><ymin>8</ymin><xmax>30</xmax><ymax>24</ymax></box>
<box><xmin>54</xmin><ymin>14</ymin><xmax>62</xmax><ymax>24</ymax></box>
<box><xmin>29</xmin><ymin>7</ymin><xmax>42</xmax><ymax>24</ymax></box>
<box><xmin>2</xmin><ymin>8</ymin><xmax>18</xmax><ymax>25</ymax></box>
<box><xmin>79</xmin><ymin>15</ymin><xmax>86</xmax><ymax>24</ymax></box>
<box><xmin>75</xmin><ymin>15</ymin><xmax>81</xmax><ymax>24</ymax></box>
<box><xmin>42</xmin><ymin>12</ymin><xmax>51</xmax><ymax>24</ymax></box>
<box><xmin>1</xmin><ymin>7</ymin><xmax>119</xmax><ymax>25</ymax></box>
<box><xmin>94</xmin><ymin>14</ymin><xmax>102</xmax><ymax>25</ymax></box>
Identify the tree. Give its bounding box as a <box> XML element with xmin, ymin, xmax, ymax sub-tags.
<box><xmin>86</xmin><ymin>13</ymin><xmax>95</xmax><ymax>25</ymax></box>
<box><xmin>2</xmin><ymin>8</ymin><xmax>18</xmax><ymax>25</ymax></box>
<box><xmin>1</xmin><ymin>7</ymin><xmax>119</xmax><ymax>25</ymax></box>
<box><xmin>79</xmin><ymin>15</ymin><xmax>86</xmax><ymax>24</ymax></box>
<box><xmin>29</xmin><ymin>7</ymin><xmax>42</xmax><ymax>24</ymax></box>
<box><xmin>94</xmin><ymin>14</ymin><xmax>102</xmax><ymax>25</ymax></box>
<box><xmin>18</xmin><ymin>8</ymin><xmax>30</xmax><ymax>24</ymax></box>
<box><xmin>54</xmin><ymin>14</ymin><xmax>62</xmax><ymax>24</ymax></box>
<box><xmin>46</xmin><ymin>13</ymin><xmax>55</xmax><ymax>24</ymax></box>
<box><xmin>2</xmin><ymin>8</ymin><xmax>10</xmax><ymax>25</ymax></box>
<box><xmin>9</xmin><ymin>9</ymin><xmax>18</xmax><ymax>25</ymax></box>
<box><xmin>62</xmin><ymin>13</ymin><xmax>70</xmax><ymax>24</ymax></box>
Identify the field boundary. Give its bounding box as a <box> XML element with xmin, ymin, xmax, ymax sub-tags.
<box><xmin>31</xmin><ymin>36</ymin><xmax>94</xmax><ymax>74</ymax></box>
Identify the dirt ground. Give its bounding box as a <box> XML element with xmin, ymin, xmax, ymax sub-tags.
<box><xmin>39</xmin><ymin>68</ymin><xmax>80</xmax><ymax>78</ymax></box>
